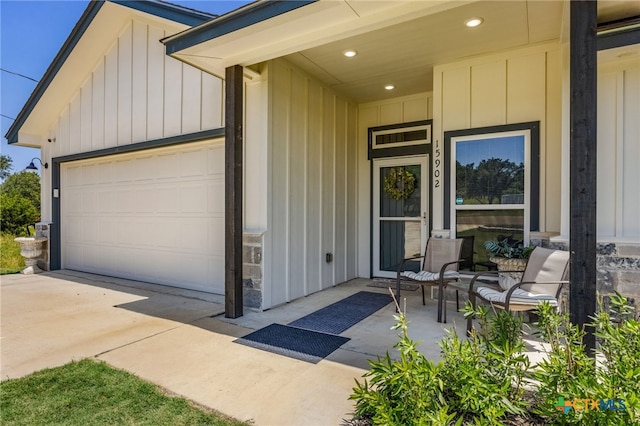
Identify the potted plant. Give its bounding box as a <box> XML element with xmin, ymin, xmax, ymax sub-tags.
<box><xmin>483</xmin><ymin>235</ymin><xmax>533</xmax><ymax>288</ymax></box>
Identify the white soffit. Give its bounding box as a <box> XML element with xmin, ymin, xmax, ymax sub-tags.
<box><xmin>167</xmin><ymin>0</ymin><xmax>474</xmax><ymax>78</ymax></box>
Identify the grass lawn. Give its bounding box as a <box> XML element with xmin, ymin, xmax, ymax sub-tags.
<box><xmin>0</xmin><ymin>234</ymin><xmax>24</xmax><ymax>274</ymax></box>
<box><xmin>0</xmin><ymin>359</ymin><xmax>248</xmax><ymax>426</ymax></box>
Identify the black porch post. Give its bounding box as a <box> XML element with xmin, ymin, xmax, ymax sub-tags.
<box><xmin>569</xmin><ymin>1</ymin><xmax>597</xmax><ymax>353</ymax></box>
<box><xmin>225</xmin><ymin>65</ymin><xmax>243</xmax><ymax>318</ymax></box>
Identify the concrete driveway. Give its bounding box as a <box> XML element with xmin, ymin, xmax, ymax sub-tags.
<box><xmin>1</xmin><ymin>270</ymin><xmax>468</xmax><ymax>425</ymax></box>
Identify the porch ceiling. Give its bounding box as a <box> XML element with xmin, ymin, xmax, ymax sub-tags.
<box><xmin>169</xmin><ymin>0</ymin><xmax>639</xmax><ymax>104</ymax></box>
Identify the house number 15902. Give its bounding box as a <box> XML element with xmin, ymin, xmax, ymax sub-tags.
<box><xmin>434</xmin><ymin>140</ymin><xmax>441</xmax><ymax>188</ymax></box>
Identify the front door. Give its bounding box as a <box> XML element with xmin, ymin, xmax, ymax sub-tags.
<box><xmin>372</xmin><ymin>155</ymin><xmax>429</xmax><ymax>278</ymax></box>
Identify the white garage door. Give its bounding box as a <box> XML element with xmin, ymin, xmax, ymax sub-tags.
<box><xmin>61</xmin><ymin>139</ymin><xmax>225</xmax><ymax>294</ymax></box>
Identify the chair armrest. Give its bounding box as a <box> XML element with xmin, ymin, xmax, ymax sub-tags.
<box><xmin>467</xmin><ymin>270</ymin><xmax>501</xmax><ymax>293</ymax></box>
<box><xmin>438</xmin><ymin>259</ymin><xmax>465</xmax><ymax>277</ymax></box>
<box><xmin>396</xmin><ymin>254</ymin><xmax>425</xmax><ymax>275</ymax></box>
<box><xmin>503</xmin><ymin>280</ymin><xmax>570</xmax><ymax>310</ymax></box>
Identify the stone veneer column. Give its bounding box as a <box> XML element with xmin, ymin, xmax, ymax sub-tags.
<box><xmin>35</xmin><ymin>222</ymin><xmax>51</xmax><ymax>271</ymax></box>
<box><xmin>242</xmin><ymin>232</ymin><xmax>264</xmax><ymax>309</ymax></box>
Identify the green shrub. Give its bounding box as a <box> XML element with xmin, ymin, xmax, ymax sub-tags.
<box><xmin>350</xmin><ymin>293</ymin><xmax>640</xmax><ymax>425</ymax></box>
<box><xmin>350</xmin><ymin>297</ymin><xmax>530</xmax><ymax>425</ymax></box>
<box><xmin>533</xmin><ymin>293</ymin><xmax>640</xmax><ymax>425</ymax></box>
<box><xmin>0</xmin><ymin>193</ymin><xmax>39</xmax><ymax>236</ymax></box>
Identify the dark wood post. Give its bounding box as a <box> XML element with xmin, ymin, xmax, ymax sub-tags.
<box><xmin>225</xmin><ymin>65</ymin><xmax>243</xmax><ymax>318</ymax></box>
<box><xmin>569</xmin><ymin>1</ymin><xmax>597</xmax><ymax>354</ymax></box>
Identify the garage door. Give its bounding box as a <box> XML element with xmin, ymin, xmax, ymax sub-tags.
<box><xmin>61</xmin><ymin>139</ymin><xmax>225</xmax><ymax>294</ymax></box>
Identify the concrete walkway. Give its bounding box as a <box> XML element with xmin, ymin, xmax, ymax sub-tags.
<box><xmin>1</xmin><ymin>271</ymin><xmax>470</xmax><ymax>425</ymax></box>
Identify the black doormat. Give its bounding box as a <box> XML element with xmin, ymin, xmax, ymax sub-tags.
<box><xmin>235</xmin><ymin>324</ymin><xmax>350</xmax><ymax>364</ymax></box>
<box><xmin>288</xmin><ymin>291</ymin><xmax>393</xmax><ymax>334</ymax></box>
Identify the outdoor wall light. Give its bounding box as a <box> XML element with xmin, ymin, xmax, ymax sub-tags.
<box><xmin>47</xmin><ymin>138</ymin><xmax>56</xmax><ymax>143</ymax></box>
<box><xmin>343</xmin><ymin>50</ymin><xmax>357</xmax><ymax>57</ymax></box>
<box><xmin>384</xmin><ymin>84</ymin><xmax>395</xmax><ymax>90</ymax></box>
<box><xmin>26</xmin><ymin>158</ymin><xmax>48</xmax><ymax>170</ymax></box>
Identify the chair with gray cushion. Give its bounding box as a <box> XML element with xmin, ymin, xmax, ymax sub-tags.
<box><xmin>396</xmin><ymin>237</ymin><xmax>464</xmax><ymax>323</ymax></box>
<box><xmin>466</xmin><ymin>247</ymin><xmax>570</xmax><ymax>333</ymax></box>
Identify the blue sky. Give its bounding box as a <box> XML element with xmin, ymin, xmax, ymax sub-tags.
<box><xmin>0</xmin><ymin>0</ymin><xmax>250</xmax><ymax>176</ymax></box>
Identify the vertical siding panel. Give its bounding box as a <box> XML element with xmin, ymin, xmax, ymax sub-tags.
<box><xmin>164</xmin><ymin>57</ymin><xmax>182</xmax><ymax>136</ymax></box>
<box><xmin>201</xmin><ymin>73</ymin><xmax>223</xmax><ymax>129</ymax></box>
<box><xmin>334</xmin><ymin>99</ymin><xmax>347</xmax><ymax>283</ymax></box>
<box><xmin>597</xmin><ymin>72</ymin><xmax>618</xmax><ymax>237</ymax></box>
<box><xmin>59</xmin><ymin>106</ymin><xmax>70</xmax><ymax>156</ymax></box>
<box><xmin>306</xmin><ymin>81</ymin><xmax>322</xmax><ymax>293</ymax></box>
<box><xmin>346</xmin><ymin>102</ymin><xmax>358</xmax><ymax>279</ymax></box>
<box><xmin>471</xmin><ymin>61</ymin><xmax>506</xmax><ymax>127</ymax></box>
<box><xmin>506</xmin><ymin>53</ymin><xmax>545</xmax><ymax>123</ymax></box>
<box><xmin>442</xmin><ymin>67</ymin><xmax>470</xmax><ymax>131</ymax></box>
<box><xmin>104</xmin><ymin>42</ymin><xmax>118</xmax><ymax>147</ymax></box>
<box><xmin>117</xmin><ymin>23</ymin><xmax>133</xmax><ymax>145</ymax></box>
<box><xmin>270</xmin><ymin>61</ymin><xmax>290</xmax><ymax>305</ymax></box>
<box><xmin>545</xmin><ymin>49</ymin><xmax>562</xmax><ymax>232</ymax></box>
<box><xmin>131</xmin><ymin>20</ymin><xmax>147</xmax><ymax>143</ymax></box>
<box><xmin>380</xmin><ymin>103</ymin><xmax>402</xmax><ymax>125</ymax></box>
<box><xmin>321</xmin><ymin>89</ymin><xmax>335</xmax><ymax>288</ymax></box>
<box><xmin>147</xmin><ymin>26</ymin><xmax>165</xmax><ymax>140</ymax></box>
<box><xmin>403</xmin><ymin>97</ymin><xmax>428</xmax><ymax>122</ymax></box>
<box><xmin>182</xmin><ymin>65</ymin><xmax>202</xmax><ymax>133</ymax></box>
<box><xmin>288</xmin><ymin>69</ymin><xmax>306</xmax><ymax>299</ymax></box>
<box><xmin>91</xmin><ymin>61</ymin><xmax>105</xmax><ymax>150</ymax></box>
<box><xmin>622</xmin><ymin>68</ymin><xmax>640</xmax><ymax>238</ymax></box>
<box><xmin>80</xmin><ymin>78</ymin><xmax>92</xmax><ymax>153</ymax></box>
<box><xmin>69</xmin><ymin>92</ymin><xmax>81</xmax><ymax>154</ymax></box>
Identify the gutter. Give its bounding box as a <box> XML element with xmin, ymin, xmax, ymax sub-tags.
<box><xmin>163</xmin><ymin>0</ymin><xmax>316</xmax><ymax>55</ymax></box>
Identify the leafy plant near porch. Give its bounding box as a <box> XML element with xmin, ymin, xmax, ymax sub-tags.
<box><xmin>349</xmin><ymin>292</ymin><xmax>640</xmax><ymax>425</ymax></box>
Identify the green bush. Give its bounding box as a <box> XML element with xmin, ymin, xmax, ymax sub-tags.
<box><xmin>0</xmin><ymin>171</ymin><xmax>40</xmax><ymax>235</ymax></box>
<box><xmin>533</xmin><ymin>293</ymin><xmax>640</xmax><ymax>425</ymax></box>
<box><xmin>350</xmin><ymin>298</ymin><xmax>530</xmax><ymax>425</ymax></box>
<box><xmin>350</xmin><ymin>293</ymin><xmax>640</xmax><ymax>425</ymax></box>
<box><xmin>0</xmin><ymin>193</ymin><xmax>39</xmax><ymax>236</ymax></box>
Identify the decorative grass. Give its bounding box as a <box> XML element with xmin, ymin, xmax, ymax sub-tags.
<box><xmin>0</xmin><ymin>234</ymin><xmax>24</xmax><ymax>275</ymax></box>
<box><xmin>0</xmin><ymin>359</ymin><xmax>248</xmax><ymax>426</ymax></box>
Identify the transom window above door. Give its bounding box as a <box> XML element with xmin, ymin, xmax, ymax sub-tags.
<box><xmin>444</xmin><ymin>122</ymin><xmax>540</xmax><ymax>266</ymax></box>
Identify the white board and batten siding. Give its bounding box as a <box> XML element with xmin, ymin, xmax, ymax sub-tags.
<box><xmin>45</xmin><ymin>18</ymin><xmax>223</xmax><ymax>169</ymax></box>
<box><xmin>597</xmin><ymin>57</ymin><xmax>640</xmax><ymax>240</ymax></box>
<box><xmin>45</xmin><ymin>18</ymin><xmax>226</xmax><ymax>293</ymax></box>
<box><xmin>432</xmin><ymin>43</ymin><xmax>562</xmax><ymax>234</ymax></box>
<box><xmin>265</xmin><ymin>58</ymin><xmax>358</xmax><ymax>308</ymax></box>
<box><xmin>61</xmin><ymin>140</ymin><xmax>225</xmax><ymax>293</ymax></box>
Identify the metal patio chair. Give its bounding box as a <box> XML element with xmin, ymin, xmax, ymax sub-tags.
<box><xmin>396</xmin><ymin>237</ymin><xmax>464</xmax><ymax>323</ymax></box>
<box><xmin>465</xmin><ymin>246</ymin><xmax>570</xmax><ymax>333</ymax></box>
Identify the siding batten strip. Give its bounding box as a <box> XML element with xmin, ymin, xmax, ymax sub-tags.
<box><xmin>225</xmin><ymin>65</ymin><xmax>244</xmax><ymax>318</ymax></box>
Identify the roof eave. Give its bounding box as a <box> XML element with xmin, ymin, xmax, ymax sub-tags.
<box><xmin>163</xmin><ymin>0</ymin><xmax>316</xmax><ymax>55</ymax></box>
<box><xmin>5</xmin><ymin>0</ymin><xmax>216</xmax><ymax>145</ymax></box>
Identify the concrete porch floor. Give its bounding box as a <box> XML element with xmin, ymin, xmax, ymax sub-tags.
<box><xmin>0</xmin><ymin>271</ymin><xmax>545</xmax><ymax>425</ymax></box>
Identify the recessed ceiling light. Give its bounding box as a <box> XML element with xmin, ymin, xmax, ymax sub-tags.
<box><xmin>465</xmin><ymin>17</ymin><xmax>483</xmax><ymax>28</ymax></box>
<box><xmin>384</xmin><ymin>84</ymin><xmax>395</xmax><ymax>90</ymax></box>
<box><xmin>343</xmin><ymin>50</ymin><xmax>357</xmax><ymax>58</ymax></box>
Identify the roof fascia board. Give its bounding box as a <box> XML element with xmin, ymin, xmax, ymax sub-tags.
<box><xmin>5</xmin><ymin>1</ymin><xmax>104</xmax><ymax>144</ymax></box>
<box><xmin>597</xmin><ymin>26</ymin><xmax>640</xmax><ymax>51</ymax></box>
<box><xmin>111</xmin><ymin>0</ymin><xmax>215</xmax><ymax>26</ymax></box>
<box><xmin>164</xmin><ymin>0</ymin><xmax>316</xmax><ymax>55</ymax></box>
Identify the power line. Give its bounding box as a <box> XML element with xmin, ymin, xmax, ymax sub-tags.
<box><xmin>0</xmin><ymin>68</ymin><xmax>38</xmax><ymax>83</ymax></box>
<box><xmin>1</xmin><ymin>114</ymin><xmax>16</xmax><ymax>121</ymax></box>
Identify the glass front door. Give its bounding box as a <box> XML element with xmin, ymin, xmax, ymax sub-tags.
<box><xmin>372</xmin><ymin>156</ymin><xmax>428</xmax><ymax>278</ymax></box>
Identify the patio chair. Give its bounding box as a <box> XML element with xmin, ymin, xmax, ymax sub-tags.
<box><xmin>396</xmin><ymin>237</ymin><xmax>464</xmax><ymax>323</ymax></box>
<box><xmin>465</xmin><ymin>247</ymin><xmax>570</xmax><ymax>333</ymax></box>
